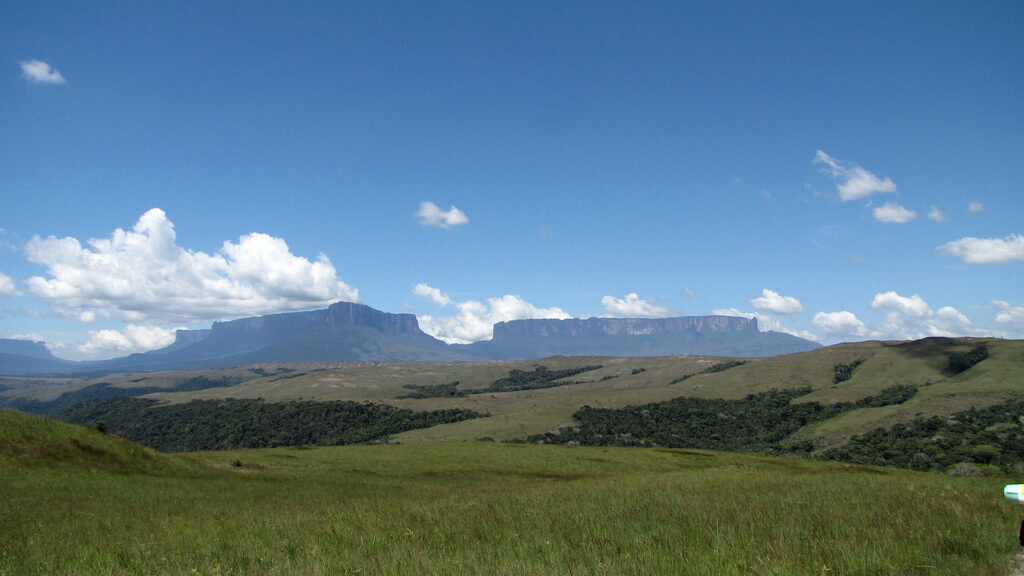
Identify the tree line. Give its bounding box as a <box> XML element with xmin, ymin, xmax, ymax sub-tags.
<box><xmin>56</xmin><ymin>397</ymin><xmax>485</xmax><ymax>452</ymax></box>
<box><xmin>523</xmin><ymin>385</ymin><xmax>918</xmax><ymax>455</ymax></box>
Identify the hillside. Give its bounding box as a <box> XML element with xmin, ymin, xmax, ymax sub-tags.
<box><xmin>61</xmin><ymin>336</ymin><xmax>1015</xmax><ymax>448</ymax></box>
<box><xmin>0</xmin><ymin>409</ymin><xmax>197</xmax><ymax>475</ymax></box>
<box><xmin>1</xmin><ymin>417</ymin><xmax>1018</xmax><ymax>575</ymax></box>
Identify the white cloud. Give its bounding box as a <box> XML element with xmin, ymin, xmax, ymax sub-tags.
<box><xmin>858</xmin><ymin>291</ymin><xmax>992</xmax><ymax>341</ymax></box>
<box><xmin>813</xmin><ymin>311</ymin><xmax>869</xmax><ymax>338</ymax></box>
<box><xmin>937</xmin><ymin>234</ymin><xmax>1024</xmax><ymax>264</ymax></box>
<box><xmin>416</xmin><ymin>201</ymin><xmax>469</xmax><ymax>228</ymax></box>
<box><xmin>601</xmin><ymin>293</ymin><xmax>677</xmax><ymax>318</ymax></box>
<box><xmin>78</xmin><ymin>324</ymin><xmax>178</xmax><ymax>357</ymax></box>
<box><xmin>0</xmin><ymin>271</ymin><xmax>18</xmax><ymax>298</ymax></box>
<box><xmin>969</xmin><ymin>202</ymin><xmax>984</xmax><ymax>213</ymax></box>
<box><xmin>417</xmin><ymin>293</ymin><xmax>570</xmax><ymax>344</ymax></box>
<box><xmin>928</xmin><ymin>206</ymin><xmax>947</xmax><ymax>223</ymax></box>
<box><xmin>78</xmin><ymin>311</ymin><xmax>96</xmax><ymax>323</ymax></box>
<box><xmin>870</xmin><ymin>292</ymin><xmax>930</xmax><ymax>318</ymax></box>
<box><xmin>711</xmin><ymin>308</ymin><xmax>819</xmax><ymax>341</ymax></box>
<box><xmin>813</xmin><ymin>150</ymin><xmax>897</xmax><ymax>202</ymax></box>
<box><xmin>9</xmin><ymin>333</ymin><xmax>46</xmax><ymax>343</ymax></box>
<box><xmin>412</xmin><ymin>283</ymin><xmax>452</xmax><ymax>307</ymax></box>
<box><xmin>23</xmin><ymin>208</ymin><xmax>360</xmax><ymax>323</ymax></box>
<box><xmin>683</xmin><ymin>288</ymin><xmax>698</xmax><ymax>300</ymax></box>
<box><xmin>872</xmin><ymin>202</ymin><xmax>917</xmax><ymax>223</ymax></box>
<box><xmin>20</xmin><ymin>60</ymin><xmax>67</xmax><ymax>84</ymax></box>
<box><xmin>993</xmin><ymin>301</ymin><xmax>1024</xmax><ymax>330</ymax></box>
<box><xmin>749</xmin><ymin>289</ymin><xmax>805</xmax><ymax>315</ymax></box>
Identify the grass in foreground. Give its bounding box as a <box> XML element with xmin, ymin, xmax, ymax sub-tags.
<box><xmin>2</xmin><ymin>426</ymin><xmax>1022</xmax><ymax>576</ymax></box>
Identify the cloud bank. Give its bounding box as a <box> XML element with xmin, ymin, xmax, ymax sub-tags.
<box><xmin>413</xmin><ymin>285</ymin><xmax>570</xmax><ymax>344</ymax></box>
<box><xmin>24</xmin><ymin>208</ymin><xmax>360</xmax><ymax>323</ymax></box>
<box><xmin>416</xmin><ymin>201</ymin><xmax>468</xmax><ymax>228</ymax></box>
<box><xmin>815</xmin><ymin>291</ymin><xmax>990</xmax><ymax>342</ymax></box>
<box><xmin>79</xmin><ymin>325</ymin><xmax>178</xmax><ymax>356</ymax></box>
<box><xmin>20</xmin><ymin>60</ymin><xmax>67</xmax><ymax>84</ymax></box>
<box><xmin>814</xmin><ymin>151</ymin><xmax>896</xmax><ymax>202</ymax></box>
<box><xmin>601</xmin><ymin>293</ymin><xmax>677</xmax><ymax>318</ymax></box>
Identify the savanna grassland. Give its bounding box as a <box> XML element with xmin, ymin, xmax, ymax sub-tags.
<box><xmin>22</xmin><ymin>336</ymin><xmax>1014</xmax><ymax>447</ymax></box>
<box><xmin>3</xmin><ymin>337</ymin><xmax>1024</xmax><ymax>574</ymax></box>
<box><xmin>2</xmin><ymin>409</ymin><xmax>1024</xmax><ymax>576</ymax></box>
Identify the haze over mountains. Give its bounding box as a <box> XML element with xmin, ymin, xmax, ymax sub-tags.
<box><xmin>0</xmin><ymin>301</ymin><xmax>820</xmax><ymax>376</ymax></box>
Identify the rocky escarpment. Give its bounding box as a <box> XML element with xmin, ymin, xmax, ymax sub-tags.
<box><xmin>460</xmin><ymin>315</ymin><xmax>817</xmax><ymax>359</ymax></box>
<box><xmin>104</xmin><ymin>301</ymin><xmax>470</xmax><ymax>370</ymax></box>
<box><xmin>492</xmin><ymin>315</ymin><xmax>758</xmax><ymax>339</ymax></box>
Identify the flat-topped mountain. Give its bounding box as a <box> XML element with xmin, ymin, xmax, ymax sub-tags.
<box><xmin>459</xmin><ymin>315</ymin><xmax>818</xmax><ymax>359</ymax></box>
<box><xmin>106</xmin><ymin>301</ymin><xmax>472</xmax><ymax>370</ymax></box>
<box><xmin>0</xmin><ymin>302</ymin><xmax>820</xmax><ymax>375</ymax></box>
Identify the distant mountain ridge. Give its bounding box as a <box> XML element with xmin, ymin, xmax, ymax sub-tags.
<box><xmin>459</xmin><ymin>315</ymin><xmax>817</xmax><ymax>359</ymax></box>
<box><xmin>0</xmin><ymin>302</ymin><xmax>820</xmax><ymax>376</ymax></box>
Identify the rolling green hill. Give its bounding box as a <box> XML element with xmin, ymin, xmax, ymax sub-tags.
<box><xmin>0</xmin><ymin>409</ymin><xmax>198</xmax><ymax>475</ymax></box>
<box><xmin>1</xmin><ymin>410</ymin><xmax>1021</xmax><ymax>575</ymax></box>
<box><xmin>5</xmin><ymin>337</ymin><xmax>1022</xmax><ymax>451</ymax></box>
<box><xmin>114</xmin><ymin>337</ymin><xmax>1024</xmax><ymax>446</ymax></box>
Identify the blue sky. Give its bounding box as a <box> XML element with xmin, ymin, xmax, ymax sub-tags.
<box><xmin>2</xmin><ymin>1</ymin><xmax>1022</xmax><ymax>360</ymax></box>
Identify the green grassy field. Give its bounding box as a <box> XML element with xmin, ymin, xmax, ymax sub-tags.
<box><xmin>2</xmin><ymin>409</ymin><xmax>1023</xmax><ymax>575</ymax></box>
<box><xmin>4</xmin><ymin>337</ymin><xmax>1021</xmax><ymax>447</ymax></box>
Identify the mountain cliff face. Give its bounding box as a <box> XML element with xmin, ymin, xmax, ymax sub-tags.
<box><xmin>0</xmin><ymin>339</ymin><xmax>61</xmax><ymax>360</ymax></box>
<box><xmin>492</xmin><ymin>315</ymin><xmax>758</xmax><ymax>339</ymax></box>
<box><xmin>460</xmin><ymin>315</ymin><xmax>818</xmax><ymax>359</ymax></box>
<box><xmin>1</xmin><ymin>303</ymin><xmax>821</xmax><ymax>376</ymax></box>
<box><xmin>107</xmin><ymin>301</ymin><xmax>468</xmax><ymax>370</ymax></box>
<box><xmin>0</xmin><ymin>339</ymin><xmax>75</xmax><ymax>376</ymax></box>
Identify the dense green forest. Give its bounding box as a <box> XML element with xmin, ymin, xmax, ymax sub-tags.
<box><xmin>947</xmin><ymin>345</ymin><xmax>989</xmax><ymax>375</ymax></box>
<box><xmin>396</xmin><ymin>381</ymin><xmax>468</xmax><ymax>399</ymax></box>
<box><xmin>819</xmin><ymin>398</ymin><xmax>1024</xmax><ymax>473</ymax></box>
<box><xmin>485</xmin><ymin>365</ymin><xmax>603</xmax><ymax>392</ymax></box>
<box><xmin>56</xmin><ymin>397</ymin><xmax>485</xmax><ymax>452</ymax></box>
<box><xmin>524</xmin><ymin>385</ymin><xmax>919</xmax><ymax>454</ymax></box>
<box><xmin>394</xmin><ymin>365</ymin><xmax>605</xmax><ymax>399</ymax></box>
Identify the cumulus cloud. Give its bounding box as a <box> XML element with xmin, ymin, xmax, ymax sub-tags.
<box><xmin>711</xmin><ymin>308</ymin><xmax>819</xmax><ymax>341</ymax></box>
<box><xmin>872</xmin><ymin>202</ymin><xmax>917</xmax><ymax>224</ymax></box>
<box><xmin>412</xmin><ymin>283</ymin><xmax>453</xmax><ymax>307</ymax></box>
<box><xmin>416</xmin><ymin>201</ymin><xmax>468</xmax><ymax>228</ymax></box>
<box><xmin>969</xmin><ymin>202</ymin><xmax>984</xmax><ymax>213</ymax></box>
<box><xmin>0</xmin><ymin>271</ymin><xmax>18</xmax><ymax>298</ymax></box>
<box><xmin>871</xmin><ymin>292</ymin><xmax>930</xmax><ymax>317</ymax></box>
<box><xmin>993</xmin><ymin>301</ymin><xmax>1024</xmax><ymax>330</ymax></box>
<box><xmin>601</xmin><ymin>293</ymin><xmax>677</xmax><ymax>318</ymax></box>
<box><xmin>813</xmin><ymin>150</ymin><xmax>897</xmax><ymax>202</ymax></box>
<box><xmin>78</xmin><ymin>324</ymin><xmax>178</xmax><ymax>357</ymax></box>
<box><xmin>749</xmin><ymin>289</ymin><xmax>805</xmax><ymax>315</ymax></box>
<box><xmin>928</xmin><ymin>206</ymin><xmax>947</xmax><ymax>223</ymax></box>
<box><xmin>417</xmin><ymin>293</ymin><xmax>570</xmax><ymax>344</ymax></box>
<box><xmin>813</xmin><ymin>311</ymin><xmax>869</xmax><ymax>338</ymax></box>
<box><xmin>815</xmin><ymin>291</ymin><xmax>995</xmax><ymax>342</ymax></box>
<box><xmin>20</xmin><ymin>60</ymin><xmax>67</xmax><ymax>84</ymax></box>
<box><xmin>23</xmin><ymin>208</ymin><xmax>360</xmax><ymax>323</ymax></box>
<box><xmin>937</xmin><ymin>234</ymin><xmax>1024</xmax><ymax>264</ymax></box>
